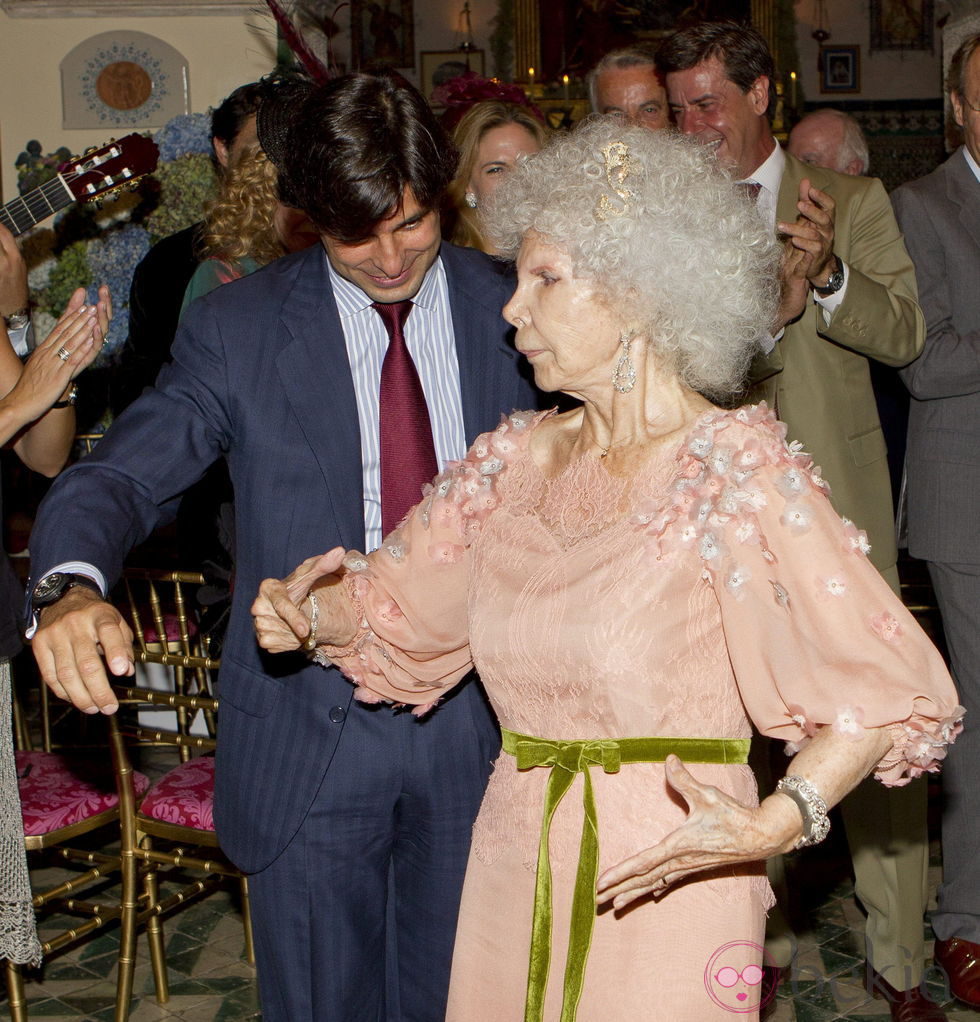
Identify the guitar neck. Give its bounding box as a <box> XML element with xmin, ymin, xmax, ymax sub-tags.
<box><xmin>0</xmin><ymin>175</ymin><xmax>75</xmax><ymax>237</ymax></box>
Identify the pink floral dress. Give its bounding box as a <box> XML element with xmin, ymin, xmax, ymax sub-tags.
<box><xmin>319</xmin><ymin>405</ymin><xmax>961</xmax><ymax>1021</ymax></box>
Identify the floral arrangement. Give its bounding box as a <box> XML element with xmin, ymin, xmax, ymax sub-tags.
<box><xmin>21</xmin><ymin>114</ymin><xmax>218</xmax><ymax>372</ymax></box>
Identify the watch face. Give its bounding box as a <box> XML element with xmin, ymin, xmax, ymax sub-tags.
<box><xmin>33</xmin><ymin>572</ymin><xmax>69</xmax><ymax>604</ymax></box>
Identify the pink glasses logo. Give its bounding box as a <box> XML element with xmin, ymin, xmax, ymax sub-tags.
<box><xmin>704</xmin><ymin>940</ymin><xmax>777</xmax><ymax>1014</ymax></box>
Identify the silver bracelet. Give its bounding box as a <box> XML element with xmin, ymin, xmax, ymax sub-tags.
<box><xmin>776</xmin><ymin>775</ymin><xmax>830</xmax><ymax>849</ymax></box>
<box><xmin>302</xmin><ymin>591</ymin><xmax>320</xmax><ymax>652</ymax></box>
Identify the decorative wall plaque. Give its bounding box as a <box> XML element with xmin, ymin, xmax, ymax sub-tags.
<box><xmin>61</xmin><ymin>31</ymin><xmax>189</xmax><ymax>129</ymax></box>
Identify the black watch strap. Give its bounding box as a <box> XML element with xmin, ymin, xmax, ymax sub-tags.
<box><xmin>31</xmin><ymin>572</ymin><xmax>102</xmax><ymax>610</ymax></box>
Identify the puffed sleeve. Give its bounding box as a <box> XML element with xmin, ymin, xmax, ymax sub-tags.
<box><xmin>642</xmin><ymin>405</ymin><xmax>963</xmax><ymax>785</ymax></box>
<box><xmin>316</xmin><ymin>410</ymin><xmax>547</xmax><ymax>709</ymax></box>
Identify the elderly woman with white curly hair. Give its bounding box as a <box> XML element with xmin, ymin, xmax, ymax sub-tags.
<box><xmin>252</xmin><ymin>119</ymin><xmax>960</xmax><ymax>1021</ymax></box>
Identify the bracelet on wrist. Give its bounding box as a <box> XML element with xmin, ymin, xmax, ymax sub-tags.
<box><xmin>3</xmin><ymin>307</ymin><xmax>30</xmax><ymax>331</ymax></box>
<box><xmin>776</xmin><ymin>774</ymin><xmax>831</xmax><ymax>849</ymax></box>
<box><xmin>52</xmin><ymin>382</ymin><xmax>78</xmax><ymax>409</ymax></box>
<box><xmin>302</xmin><ymin>591</ymin><xmax>320</xmax><ymax>652</ymax></box>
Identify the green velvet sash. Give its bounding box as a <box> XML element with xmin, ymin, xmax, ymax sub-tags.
<box><xmin>500</xmin><ymin>728</ymin><xmax>751</xmax><ymax>1022</ymax></box>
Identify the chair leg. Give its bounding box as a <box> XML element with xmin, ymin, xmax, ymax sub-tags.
<box><xmin>10</xmin><ymin>674</ymin><xmax>31</xmax><ymax>753</ymax></box>
<box><xmin>39</xmin><ymin>683</ymin><xmax>52</xmax><ymax>753</ymax></box>
<box><xmin>115</xmin><ymin>846</ymin><xmax>140</xmax><ymax>1022</ymax></box>
<box><xmin>139</xmin><ymin>836</ymin><xmax>169</xmax><ymax>1004</ymax></box>
<box><xmin>239</xmin><ymin>876</ymin><xmax>255</xmax><ymax>966</ymax></box>
<box><xmin>6</xmin><ymin>960</ymin><xmax>28</xmax><ymax>1022</ymax></box>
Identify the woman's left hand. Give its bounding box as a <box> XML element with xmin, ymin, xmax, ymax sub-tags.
<box><xmin>595</xmin><ymin>754</ymin><xmax>801</xmax><ymax>911</ymax></box>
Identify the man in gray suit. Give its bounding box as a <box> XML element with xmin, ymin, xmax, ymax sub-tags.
<box><xmin>892</xmin><ymin>32</ymin><xmax>980</xmax><ymax>1011</ymax></box>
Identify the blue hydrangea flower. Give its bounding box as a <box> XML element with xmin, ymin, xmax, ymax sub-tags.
<box><xmin>154</xmin><ymin>113</ymin><xmax>212</xmax><ymax>162</ymax></box>
<box><xmin>85</xmin><ymin>223</ymin><xmax>152</xmax><ymax>365</ymax></box>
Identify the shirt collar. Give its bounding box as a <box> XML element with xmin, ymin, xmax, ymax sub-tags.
<box><xmin>741</xmin><ymin>140</ymin><xmax>785</xmax><ymax>200</ymax></box>
<box><xmin>962</xmin><ymin>145</ymin><xmax>980</xmax><ymax>185</ymax></box>
<box><xmin>327</xmin><ymin>250</ymin><xmax>444</xmax><ymax>318</ymax></box>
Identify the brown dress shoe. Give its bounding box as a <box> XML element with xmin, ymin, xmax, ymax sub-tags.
<box><xmin>935</xmin><ymin>936</ymin><xmax>980</xmax><ymax>1009</ymax></box>
<box><xmin>869</xmin><ymin>967</ymin><xmax>948</xmax><ymax>1022</ymax></box>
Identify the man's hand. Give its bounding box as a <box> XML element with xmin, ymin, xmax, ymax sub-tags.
<box><xmin>0</xmin><ymin>222</ymin><xmax>28</xmax><ymax>320</ymax></box>
<box><xmin>777</xmin><ymin>178</ymin><xmax>837</xmax><ymax>289</ymax></box>
<box><xmin>32</xmin><ymin>587</ymin><xmax>134</xmax><ymax>715</ymax></box>
<box><xmin>771</xmin><ymin>241</ymin><xmax>810</xmax><ymax>333</ymax></box>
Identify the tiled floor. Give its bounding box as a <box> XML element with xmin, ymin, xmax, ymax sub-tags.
<box><xmin>7</xmin><ymin>802</ymin><xmax>980</xmax><ymax>1021</ymax></box>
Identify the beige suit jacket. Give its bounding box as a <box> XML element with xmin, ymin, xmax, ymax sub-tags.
<box><xmin>749</xmin><ymin>152</ymin><xmax>924</xmax><ymax>576</ymax></box>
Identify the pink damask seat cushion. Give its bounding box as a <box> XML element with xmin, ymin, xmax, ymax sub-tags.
<box><xmin>139</xmin><ymin>756</ymin><xmax>215</xmax><ymax>831</ymax></box>
<box><xmin>16</xmin><ymin>750</ymin><xmax>149</xmax><ymax>837</ymax></box>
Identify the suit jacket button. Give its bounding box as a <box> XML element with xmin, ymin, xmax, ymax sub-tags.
<box><xmin>328</xmin><ymin>706</ymin><xmax>346</xmax><ymax>723</ymax></box>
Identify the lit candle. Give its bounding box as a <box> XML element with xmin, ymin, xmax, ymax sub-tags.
<box><xmin>562</xmin><ymin>73</ymin><xmax>569</xmax><ymax>100</ymax></box>
<box><xmin>528</xmin><ymin>66</ymin><xmax>535</xmax><ymax>86</ymax></box>
<box><xmin>790</xmin><ymin>71</ymin><xmax>797</xmax><ymax>110</ymax></box>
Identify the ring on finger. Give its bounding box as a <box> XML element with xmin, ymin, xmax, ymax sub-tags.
<box><xmin>57</xmin><ymin>346</ymin><xmax>71</xmax><ymax>361</ymax></box>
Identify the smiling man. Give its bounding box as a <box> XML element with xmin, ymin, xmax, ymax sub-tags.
<box><xmin>587</xmin><ymin>45</ymin><xmax>670</xmax><ymax>130</ymax></box>
<box><xmin>26</xmin><ymin>70</ymin><xmax>539</xmax><ymax>1022</ymax></box>
<box><xmin>660</xmin><ymin>21</ymin><xmax>940</xmax><ymax>1022</ymax></box>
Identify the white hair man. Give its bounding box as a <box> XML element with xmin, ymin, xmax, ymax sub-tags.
<box><xmin>586</xmin><ymin>46</ymin><xmax>669</xmax><ymax>130</ymax></box>
<box><xmin>892</xmin><ymin>32</ymin><xmax>980</xmax><ymax>1012</ymax></box>
<box><xmin>789</xmin><ymin>107</ymin><xmax>870</xmax><ymax>176</ymax></box>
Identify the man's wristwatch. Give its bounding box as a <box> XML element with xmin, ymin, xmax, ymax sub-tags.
<box><xmin>31</xmin><ymin>572</ymin><xmax>102</xmax><ymax>610</ymax></box>
<box><xmin>812</xmin><ymin>256</ymin><xmax>845</xmax><ymax>297</ymax></box>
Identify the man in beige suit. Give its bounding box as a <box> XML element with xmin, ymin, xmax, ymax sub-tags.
<box><xmin>660</xmin><ymin>22</ymin><xmax>938</xmax><ymax>1022</ymax></box>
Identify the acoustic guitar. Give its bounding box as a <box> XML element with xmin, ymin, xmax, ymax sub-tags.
<box><xmin>0</xmin><ymin>133</ymin><xmax>160</xmax><ymax>237</ymax></box>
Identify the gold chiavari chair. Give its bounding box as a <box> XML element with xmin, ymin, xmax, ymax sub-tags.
<box><xmin>105</xmin><ymin>567</ymin><xmax>251</xmax><ymax>1014</ymax></box>
<box><xmin>6</xmin><ymin>744</ymin><xmax>149</xmax><ymax>1021</ymax></box>
<box><xmin>107</xmin><ymin>684</ymin><xmax>254</xmax><ymax>1015</ymax></box>
<box><xmin>118</xmin><ymin>568</ymin><xmax>218</xmax><ymax>757</ymax></box>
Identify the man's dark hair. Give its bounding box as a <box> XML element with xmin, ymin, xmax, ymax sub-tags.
<box><xmin>210</xmin><ymin>82</ymin><xmax>264</xmax><ymax>146</ymax></box>
<box><xmin>279</xmin><ymin>70</ymin><xmax>459</xmax><ymax>241</ymax></box>
<box><xmin>657</xmin><ymin>21</ymin><xmax>777</xmax><ymax>118</ymax></box>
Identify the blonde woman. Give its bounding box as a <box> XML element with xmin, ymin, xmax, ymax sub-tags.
<box><xmin>447</xmin><ymin>101</ymin><xmax>548</xmax><ymax>255</ymax></box>
<box><xmin>180</xmin><ymin>144</ymin><xmax>317</xmax><ymax>315</ymax></box>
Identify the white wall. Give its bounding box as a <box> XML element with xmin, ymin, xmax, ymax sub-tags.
<box><xmin>0</xmin><ymin>9</ymin><xmax>276</xmax><ymax>201</ymax></box>
<box><xmin>794</xmin><ymin>0</ymin><xmax>944</xmax><ymax>102</ymax></box>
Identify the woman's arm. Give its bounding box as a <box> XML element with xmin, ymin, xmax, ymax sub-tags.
<box><xmin>596</xmin><ymin>723</ymin><xmax>891</xmax><ymax>909</ymax></box>
<box><xmin>252</xmin><ymin>548</ymin><xmax>357</xmax><ymax>653</ymax></box>
<box><xmin>0</xmin><ymin>286</ymin><xmax>109</xmax><ymax>474</ymax></box>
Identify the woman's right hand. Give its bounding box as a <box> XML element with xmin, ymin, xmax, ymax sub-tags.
<box><xmin>3</xmin><ymin>287</ymin><xmax>106</xmax><ymax>425</ymax></box>
<box><xmin>252</xmin><ymin>547</ymin><xmax>352</xmax><ymax>653</ymax></box>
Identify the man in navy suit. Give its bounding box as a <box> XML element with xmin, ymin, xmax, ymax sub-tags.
<box><xmin>26</xmin><ymin>71</ymin><xmax>539</xmax><ymax>1021</ymax></box>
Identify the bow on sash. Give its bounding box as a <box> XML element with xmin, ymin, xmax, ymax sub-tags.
<box><xmin>501</xmin><ymin>729</ymin><xmax>751</xmax><ymax>1022</ymax></box>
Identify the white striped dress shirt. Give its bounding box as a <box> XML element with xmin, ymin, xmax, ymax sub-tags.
<box><xmin>328</xmin><ymin>254</ymin><xmax>467</xmax><ymax>552</ymax></box>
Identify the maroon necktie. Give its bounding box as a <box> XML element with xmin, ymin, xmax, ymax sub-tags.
<box><xmin>373</xmin><ymin>300</ymin><xmax>438</xmax><ymax>537</ymax></box>
<box><xmin>736</xmin><ymin>180</ymin><xmax>762</xmax><ymax>202</ymax></box>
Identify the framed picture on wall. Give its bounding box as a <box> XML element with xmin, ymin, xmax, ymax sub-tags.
<box><xmin>350</xmin><ymin>0</ymin><xmax>415</xmax><ymax>70</ymax></box>
<box><xmin>421</xmin><ymin>50</ymin><xmax>485</xmax><ymax>106</ymax></box>
<box><xmin>869</xmin><ymin>0</ymin><xmax>934</xmax><ymax>52</ymax></box>
<box><xmin>819</xmin><ymin>45</ymin><xmax>861</xmax><ymax>94</ymax></box>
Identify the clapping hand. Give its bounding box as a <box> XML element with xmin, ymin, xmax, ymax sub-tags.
<box><xmin>595</xmin><ymin>755</ymin><xmax>801</xmax><ymax>911</ymax></box>
<box><xmin>2</xmin><ymin>286</ymin><xmax>111</xmax><ymax>429</ymax></box>
<box><xmin>777</xmin><ymin>178</ymin><xmax>837</xmax><ymax>289</ymax></box>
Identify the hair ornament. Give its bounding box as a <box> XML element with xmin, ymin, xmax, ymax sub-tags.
<box><xmin>595</xmin><ymin>141</ymin><xmax>635</xmax><ymax>221</ymax></box>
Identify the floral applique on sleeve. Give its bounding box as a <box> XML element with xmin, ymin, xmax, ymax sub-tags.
<box><xmin>633</xmin><ymin>403</ymin><xmax>963</xmax><ymax>785</ymax></box>
<box><xmin>315</xmin><ymin>410</ymin><xmax>551</xmax><ymax>711</ymax></box>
